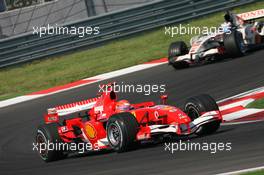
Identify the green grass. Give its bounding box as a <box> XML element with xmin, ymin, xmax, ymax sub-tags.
<box><xmin>246</xmin><ymin>98</ymin><xmax>264</xmax><ymax>109</ymax></box>
<box><xmin>242</xmin><ymin>170</ymin><xmax>264</xmax><ymax>175</ymax></box>
<box><xmin>1</xmin><ymin>1</ymin><xmax>264</xmax><ymax>100</ymax></box>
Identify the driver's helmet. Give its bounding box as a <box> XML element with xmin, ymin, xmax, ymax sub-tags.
<box><xmin>224</xmin><ymin>13</ymin><xmax>232</xmax><ymax>23</ymax></box>
<box><xmin>116</xmin><ymin>100</ymin><xmax>131</xmax><ymax>112</ymax></box>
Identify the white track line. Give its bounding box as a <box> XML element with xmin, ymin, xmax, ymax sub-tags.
<box><xmin>222</xmin><ymin>108</ymin><xmax>264</xmax><ymax>121</ymax></box>
<box><xmin>86</xmin><ymin>63</ymin><xmax>166</xmax><ymax>80</ymax></box>
<box><xmin>0</xmin><ymin>95</ymin><xmax>45</xmax><ymax>108</ymax></box>
<box><xmin>217</xmin><ymin>165</ymin><xmax>264</xmax><ymax>175</ymax></box>
<box><xmin>218</xmin><ymin>87</ymin><xmax>264</xmax><ymax>103</ymax></box>
<box><xmin>219</xmin><ymin>99</ymin><xmax>254</xmax><ymax>111</ymax></box>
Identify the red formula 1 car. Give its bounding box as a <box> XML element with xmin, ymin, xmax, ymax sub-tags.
<box><xmin>35</xmin><ymin>83</ymin><xmax>222</xmax><ymax>162</ymax></box>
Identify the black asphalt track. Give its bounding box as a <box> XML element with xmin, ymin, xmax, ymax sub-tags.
<box><xmin>0</xmin><ymin>50</ymin><xmax>264</xmax><ymax>175</ymax></box>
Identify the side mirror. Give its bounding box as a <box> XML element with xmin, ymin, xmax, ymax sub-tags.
<box><xmin>160</xmin><ymin>95</ymin><xmax>168</xmax><ymax>105</ymax></box>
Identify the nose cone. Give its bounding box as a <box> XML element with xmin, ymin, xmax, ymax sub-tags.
<box><xmin>166</xmin><ymin>108</ymin><xmax>191</xmax><ymax>124</ymax></box>
<box><xmin>177</xmin><ymin>112</ymin><xmax>191</xmax><ymax>124</ymax></box>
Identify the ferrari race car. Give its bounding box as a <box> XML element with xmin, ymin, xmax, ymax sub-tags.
<box><xmin>168</xmin><ymin>9</ymin><xmax>264</xmax><ymax>69</ymax></box>
<box><xmin>35</xmin><ymin>83</ymin><xmax>222</xmax><ymax>162</ymax></box>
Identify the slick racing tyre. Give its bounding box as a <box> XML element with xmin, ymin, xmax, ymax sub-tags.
<box><xmin>168</xmin><ymin>41</ymin><xmax>189</xmax><ymax>65</ymax></box>
<box><xmin>36</xmin><ymin>123</ymin><xmax>66</xmax><ymax>162</ymax></box>
<box><xmin>184</xmin><ymin>94</ymin><xmax>221</xmax><ymax>136</ymax></box>
<box><xmin>106</xmin><ymin>112</ymin><xmax>139</xmax><ymax>152</ymax></box>
<box><xmin>224</xmin><ymin>31</ymin><xmax>245</xmax><ymax>57</ymax></box>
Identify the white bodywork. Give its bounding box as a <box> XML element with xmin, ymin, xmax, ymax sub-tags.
<box><xmin>235</xmin><ymin>9</ymin><xmax>264</xmax><ymax>44</ymax></box>
<box><xmin>176</xmin><ymin>33</ymin><xmax>222</xmax><ymax>62</ymax></box>
<box><xmin>174</xmin><ymin>9</ymin><xmax>264</xmax><ymax>64</ymax></box>
<box><xmin>148</xmin><ymin>111</ymin><xmax>220</xmax><ymax>136</ymax></box>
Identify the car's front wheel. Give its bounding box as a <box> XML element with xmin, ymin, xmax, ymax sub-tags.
<box><xmin>184</xmin><ymin>94</ymin><xmax>221</xmax><ymax>136</ymax></box>
<box><xmin>168</xmin><ymin>41</ymin><xmax>189</xmax><ymax>69</ymax></box>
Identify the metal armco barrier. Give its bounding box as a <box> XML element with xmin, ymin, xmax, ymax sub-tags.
<box><xmin>0</xmin><ymin>0</ymin><xmax>259</xmax><ymax>68</ymax></box>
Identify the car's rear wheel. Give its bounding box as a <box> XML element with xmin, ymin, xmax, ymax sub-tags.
<box><xmin>224</xmin><ymin>31</ymin><xmax>245</xmax><ymax>57</ymax></box>
<box><xmin>36</xmin><ymin>123</ymin><xmax>66</xmax><ymax>162</ymax></box>
<box><xmin>184</xmin><ymin>94</ymin><xmax>221</xmax><ymax>136</ymax></box>
<box><xmin>106</xmin><ymin>112</ymin><xmax>139</xmax><ymax>152</ymax></box>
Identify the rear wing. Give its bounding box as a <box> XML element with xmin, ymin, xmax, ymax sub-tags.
<box><xmin>45</xmin><ymin>82</ymin><xmax>115</xmax><ymax>122</ymax></box>
<box><xmin>47</xmin><ymin>97</ymin><xmax>99</xmax><ymax>117</ymax></box>
<box><xmin>237</xmin><ymin>9</ymin><xmax>264</xmax><ymax>21</ymax></box>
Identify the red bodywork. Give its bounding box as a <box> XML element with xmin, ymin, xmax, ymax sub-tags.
<box><xmin>44</xmin><ymin>85</ymin><xmax>222</xmax><ymax>151</ymax></box>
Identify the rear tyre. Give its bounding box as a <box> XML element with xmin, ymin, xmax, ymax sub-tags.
<box><xmin>168</xmin><ymin>41</ymin><xmax>189</xmax><ymax>68</ymax></box>
<box><xmin>36</xmin><ymin>123</ymin><xmax>66</xmax><ymax>162</ymax></box>
<box><xmin>224</xmin><ymin>31</ymin><xmax>245</xmax><ymax>57</ymax></box>
<box><xmin>106</xmin><ymin>112</ymin><xmax>139</xmax><ymax>152</ymax></box>
<box><xmin>184</xmin><ymin>94</ymin><xmax>220</xmax><ymax>136</ymax></box>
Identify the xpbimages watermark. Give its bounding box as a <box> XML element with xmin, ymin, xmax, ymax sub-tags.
<box><xmin>98</xmin><ymin>82</ymin><xmax>166</xmax><ymax>95</ymax></box>
<box><xmin>164</xmin><ymin>140</ymin><xmax>232</xmax><ymax>154</ymax></box>
<box><xmin>33</xmin><ymin>24</ymin><xmax>100</xmax><ymax>38</ymax></box>
<box><xmin>32</xmin><ymin>141</ymin><xmax>99</xmax><ymax>154</ymax></box>
<box><xmin>164</xmin><ymin>24</ymin><xmax>231</xmax><ymax>37</ymax></box>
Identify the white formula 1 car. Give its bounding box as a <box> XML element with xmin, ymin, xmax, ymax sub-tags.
<box><xmin>168</xmin><ymin>9</ymin><xmax>264</xmax><ymax>69</ymax></box>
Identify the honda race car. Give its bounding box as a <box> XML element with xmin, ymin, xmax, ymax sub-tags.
<box><xmin>168</xmin><ymin>9</ymin><xmax>264</xmax><ymax>69</ymax></box>
<box><xmin>36</xmin><ymin>83</ymin><xmax>222</xmax><ymax>162</ymax></box>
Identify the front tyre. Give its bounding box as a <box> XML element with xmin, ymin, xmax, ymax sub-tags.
<box><xmin>168</xmin><ymin>41</ymin><xmax>189</xmax><ymax>65</ymax></box>
<box><xmin>184</xmin><ymin>94</ymin><xmax>221</xmax><ymax>136</ymax></box>
<box><xmin>106</xmin><ymin>112</ymin><xmax>139</xmax><ymax>152</ymax></box>
<box><xmin>36</xmin><ymin>123</ymin><xmax>66</xmax><ymax>162</ymax></box>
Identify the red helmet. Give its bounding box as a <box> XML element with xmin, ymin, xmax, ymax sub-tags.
<box><xmin>116</xmin><ymin>100</ymin><xmax>131</xmax><ymax>112</ymax></box>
